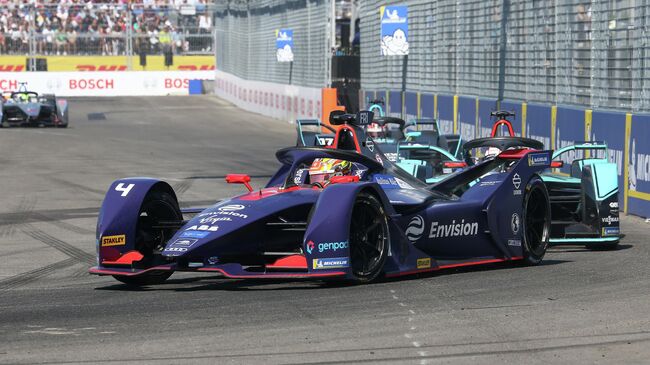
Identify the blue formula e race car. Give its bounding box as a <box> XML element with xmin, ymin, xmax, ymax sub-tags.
<box><xmin>90</xmin><ymin>111</ymin><xmax>553</xmax><ymax>286</ymax></box>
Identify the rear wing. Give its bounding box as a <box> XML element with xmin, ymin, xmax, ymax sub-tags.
<box><xmin>553</xmin><ymin>141</ymin><xmax>608</xmax><ymax>159</ymax></box>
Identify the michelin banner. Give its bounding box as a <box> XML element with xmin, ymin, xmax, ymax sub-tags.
<box><xmin>380</xmin><ymin>5</ymin><xmax>409</xmax><ymax>56</ymax></box>
<box><xmin>276</xmin><ymin>29</ymin><xmax>294</xmax><ymax>62</ymax></box>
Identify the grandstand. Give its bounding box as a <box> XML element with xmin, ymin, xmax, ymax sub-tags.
<box><xmin>0</xmin><ymin>0</ymin><xmax>214</xmax><ymax>56</ymax></box>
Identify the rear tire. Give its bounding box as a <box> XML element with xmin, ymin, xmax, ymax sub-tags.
<box><xmin>348</xmin><ymin>192</ymin><xmax>389</xmax><ymax>283</ymax></box>
<box><xmin>522</xmin><ymin>177</ymin><xmax>551</xmax><ymax>265</ymax></box>
<box><xmin>112</xmin><ymin>187</ymin><xmax>181</xmax><ymax>286</ymax></box>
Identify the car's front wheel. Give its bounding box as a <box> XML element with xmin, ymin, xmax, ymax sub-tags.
<box><xmin>112</xmin><ymin>187</ymin><xmax>181</xmax><ymax>286</ymax></box>
<box><xmin>348</xmin><ymin>192</ymin><xmax>389</xmax><ymax>283</ymax></box>
<box><xmin>522</xmin><ymin>177</ymin><xmax>551</xmax><ymax>265</ymax></box>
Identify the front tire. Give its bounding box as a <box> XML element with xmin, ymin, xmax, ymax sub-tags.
<box><xmin>112</xmin><ymin>187</ymin><xmax>181</xmax><ymax>286</ymax></box>
<box><xmin>348</xmin><ymin>192</ymin><xmax>389</xmax><ymax>283</ymax></box>
<box><xmin>522</xmin><ymin>177</ymin><xmax>551</xmax><ymax>265</ymax></box>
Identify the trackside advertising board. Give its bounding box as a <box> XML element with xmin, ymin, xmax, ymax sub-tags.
<box><xmin>276</xmin><ymin>29</ymin><xmax>294</xmax><ymax>62</ymax></box>
<box><xmin>380</xmin><ymin>5</ymin><xmax>409</xmax><ymax>56</ymax></box>
<box><xmin>214</xmin><ymin>69</ymin><xmax>321</xmax><ymax>121</ymax></box>
<box><xmin>0</xmin><ymin>55</ymin><xmax>215</xmax><ymax>72</ymax></box>
<box><xmin>628</xmin><ymin>115</ymin><xmax>650</xmax><ymax>217</ymax></box>
<box><xmin>0</xmin><ymin>71</ymin><xmax>214</xmax><ymax>96</ymax></box>
<box><xmin>457</xmin><ymin>96</ymin><xmax>477</xmax><ymax>141</ymax></box>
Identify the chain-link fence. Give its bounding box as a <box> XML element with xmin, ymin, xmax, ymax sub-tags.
<box><xmin>214</xmin><ymin>0</ymin><xmax>329</xmax><ymax>89</ymax></box>
<box><xmin>0</xmin><ymin>2</ymin><xmax>214</xmax><ymax>57</ymax></box>
<box><xmin>360</xmin><ymin>0</ymin><xmax>650</xmax><ymax>112</ymax></box>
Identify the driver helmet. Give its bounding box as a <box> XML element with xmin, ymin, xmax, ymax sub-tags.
<box><xmin>309</xmin><ymin>158</ymin><xmax>352</xmax><ymax>187</ymax></box>
<box><xmin>366</xmin><ymin>122</ymin><xmax>384</xmax><ymax>139</ymax></box>
<box><xmin>19</xmin><ymin>93</ymin><xmax>29</xmax><ymax>102</ymax></box>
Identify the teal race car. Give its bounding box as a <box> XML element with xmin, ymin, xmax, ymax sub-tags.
<box><xmin>395</xmin><ymin>111</ymin><xmax>620</xmax><ymax>248</ymax></box>
<box><xmin>542</xmin><ymin>142</ymin><xmax>620</xmax><ymax>248</ymax></box>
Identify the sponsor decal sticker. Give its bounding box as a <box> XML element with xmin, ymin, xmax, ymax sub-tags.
<box><xmin>180</xmin><ymin>230</ymin><xmax>210</xmax><ymax>238</ymax></box>
<box><xmin>317</xmin><ymin>241</ymin><xmax>348</xmax><ymax>253</ymax></box>
<box><xmin>207</xmin><ymin>256</ymin><xmax>219</xmax><ymax>264</ymax></box>
<box><xmin>512</xmin><ymin>173</ymin><xmax>522</xmax><ymax>195</ymax></box>
<box><xmin>480</xmin><ymin>180</ymin><xmax>499</xmax><ymax>186</ymax></box>
<box><xmin>511</xmin><ymin>213</ymin><xmax>520</xmax><ymax>234</ymax></box>
<box><xmin>199</xmin><ymin>216</ymin><xmax>232</xmax><ymax>224</ymax></box>
<box><xmin>405</xmin><ymin>215</ymin><xmax>425</xmax><ymax>242</ymax></box>
<box><xmin>602</xmin><ymin>216</ymin><xmax>619</xmax><ymax>225</ymax></box>
<box><xmin>165</xmin><ymin>247</ymin><xmax>187</xmax><ymax>252</ymax></box>
<box><xmin>416</xmin><ymin>257</ymin><xmax>431</xmax><ymax>269</ymax></box>
<box><xmin>305</xmin><ymin>240</ymin><xmax>315</xmax><ymax>254</ymax></box>
<box><xmin>185</xmin><ymin>225</ymin><xmax>219</xmax><ymax>232</ymax></box>
<box><xmin>429</xmin><ymin>220</ymin><xmax>479</xmax><ymax>238</ymax></box>
<box><xmin>375</xmin><ymin>154</ymin><xmax>384</xmax><ymax>166</ymax></box>
<box><xmin>602</xmin><ymin>227</ymin><xmax>620</xmax><ymax>236</ymax></box>
<box><xmin>312</xmin><ymin>257</ymin><xmax>350</xmax><ymax>269</ymax></box>
<box><xmin>508</xmin><ymin>239</ymin><xmax>522</xmax><ymax>247</ymax></box>
<box><xmin>101</xmin><ymin>234</ymin><xmax>126</xmax><ymax>247</ymax></box>
<box><xmin>528</xmin><ymin>152</ymin><xmax>550</xmax><ymax>167</ymax></box>
<box><xmin>219</xmin><ymin>204</ymin><xmax>245</xmax><ymax>211</ymax></box>
<box><xmin>366</xmin><ymin>137</ymin><xmax>375</xmax><ymax>152</ymax></box>
<box><xmin>171</xmin><ymin>238</ymin><xmax>198</xmax><ymax>247</ymax></box>
<box><xmin>609</xmin><ymin>201</ymin><xmax>619</xmax><ymax>209</ymax></box>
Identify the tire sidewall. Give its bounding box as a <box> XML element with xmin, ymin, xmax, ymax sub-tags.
<box><xmin>349</xmin><ymin>192</ymin><xmax>389</xmax><ymax>283</ymax></box>
<box><xmin>522</xmin><ymin>177</ymin><xmax>551</xmax><ymax>265</ymax></box>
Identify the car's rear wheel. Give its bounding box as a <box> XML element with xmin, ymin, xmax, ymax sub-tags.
<box><xmin>522</xmin><ymin>177</ymin><xmax>551</xmax><ymax>265</ymax></box>
<box><xmin>112</xmin><ymin>188</ymin><xmax>181</xmax><ymax>286</ymax></box>
<box><xmin>348</xmin><ymin>192</ymin><xmax>389</xmax><ymax>283</ymax></box>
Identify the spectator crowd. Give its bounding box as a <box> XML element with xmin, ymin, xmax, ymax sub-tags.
<box><xmin>0</xmin><ymin>0</ymin><xmax>214</xmax><ymax>56</ymax></box>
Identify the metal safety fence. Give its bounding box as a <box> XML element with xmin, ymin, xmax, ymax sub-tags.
<box><xmin>360</xmin><ymin>0</ymin><xmax>650</xmax><ymax>113</ymax></box>
<box><xmin>214</xmin><ymin>0</ymin><xmax>329</xmax><ymax>89</ymax></box>
<box><xmin>0</xmin><ymin>2</ymin><xmax>215</xmax><ymax>58</ymax></box>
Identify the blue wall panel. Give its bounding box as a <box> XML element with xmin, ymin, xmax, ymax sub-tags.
<box><xmin>404</xmin><ymin>92</ymin><xmax>418</xmax><ymax>122</ymax></box>
<box><xmin>420</xmin><ymin>93</ymin><xmax>434</xmax><ymax>120</ymax></box>
<box><xmin>457</xmin><ymin>96</ymin><xmax>477</xmax><ymax>141</ymax></box>
<box><xmin>478</xmin><ymin>98</ymin><xmax>498</xmax><ymax>138</ymax></box>
<box><xmin>388</xmin><ymin>91</ymin><xmax>402</xmax><ymax>117</ymax></box>
<box><xmin>555</xmin><ymin>106</ymin><xmax>586</xmax><ymax>175</ymax></box>
<box><xmin>437</xmin><ymin>94</ymin><xmax>455</xmax><ymax>135</ymax></box>
<box><xmin>628</xmin><ymin>114</ymin><xmax>650</xmax><ymax>217</ymax></box>
<box><xmin>526</xmin><ymin>103</ymin><xmax>552</xmax><ymax>149</ymax></box>
<box><xmin>592</xmin><ymin>110</ymin><xmax>626</xmax><ymax>204</ymax></box>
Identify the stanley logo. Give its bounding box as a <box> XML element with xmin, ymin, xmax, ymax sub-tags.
<box><xmin>416</xmin><ymin>257</ymin><xmax>431</xmax><ymax>269</ymax></box>
<box><xmin>101</xmin><ymin>234</ymin><xmax>126</xmax><ymax>247</ymax></box>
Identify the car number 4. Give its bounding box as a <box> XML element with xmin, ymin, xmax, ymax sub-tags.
<box><xmin>115</xmin><ymin>183</ymin><xmax>135</xmax><ymax>197</ymax></box>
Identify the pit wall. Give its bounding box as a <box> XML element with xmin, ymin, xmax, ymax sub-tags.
<box><xmin>364</xmin><ymin>90</ymin><xmax>650</xmax><ymax>219</ymax></box>
<box><xmin>0</xmin><ymin>71</ymin><xmax>215</xmax><ymax>96</ymax></box>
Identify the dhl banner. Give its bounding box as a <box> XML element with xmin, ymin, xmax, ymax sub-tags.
<box><xmin>0</xmin><ymin>55</ymin><xmax>215</xmax><ymax>72</ymax></box>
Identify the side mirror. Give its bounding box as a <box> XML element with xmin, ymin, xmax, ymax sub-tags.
<box><xmin>550</xmin><ymin>161</ymin><xmax>564</xmax><ymax>168</ymax></box>
<box><xmin>226</xmin><ymin>174</ymin><xmax>253</xmax><ymax>192</ymax></box>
